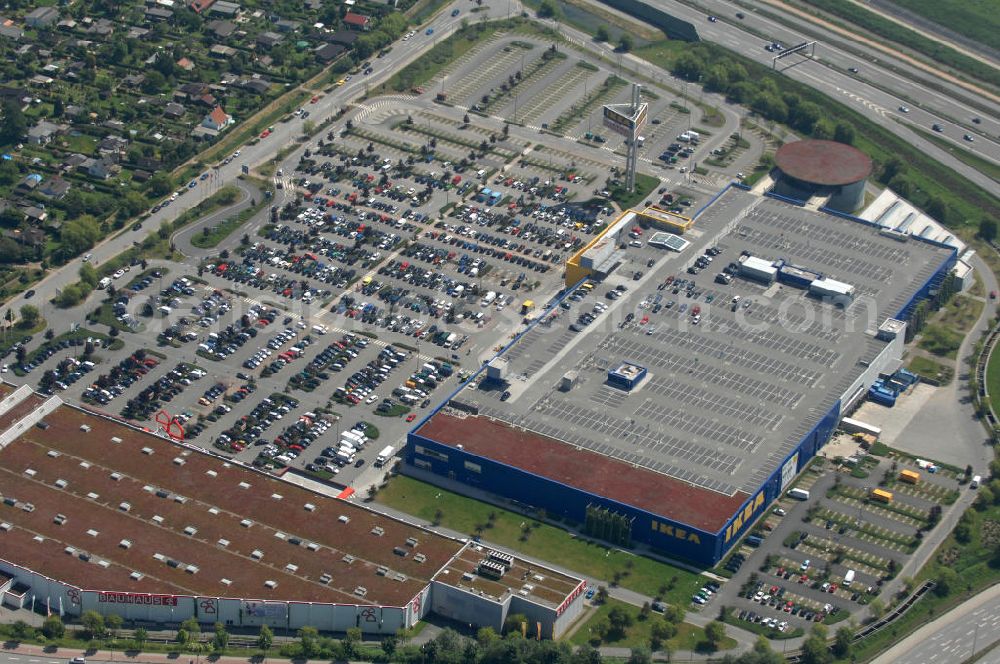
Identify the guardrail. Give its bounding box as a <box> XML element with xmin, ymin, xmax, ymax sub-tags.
<box><xmin>783</xmin><ymin>581</ymin><xmax>936</xmax><ymax>663</ymax></box>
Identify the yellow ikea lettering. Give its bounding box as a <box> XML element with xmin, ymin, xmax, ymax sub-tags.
<box><xmin>652</xmin><ymin>521</ymin><xmax>701</xmax><ymax>545</ymax></box>
<box><xmin>688</xmin><ymin>533</ymin><xmax>700</xmax><ymax>544</ymax></box>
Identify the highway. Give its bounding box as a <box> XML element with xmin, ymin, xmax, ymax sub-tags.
<box><xmin>873</xmin><ymin>582</ymin><xmax>1000</xmax><ymax>664</ymax></box>
<box><xmin>636</xmin><ymin>0</ymin><xmax>1000</xmax><ymax>174</ymax></box>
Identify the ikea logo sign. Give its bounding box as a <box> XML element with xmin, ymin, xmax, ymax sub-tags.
<box><xmin>651</xmin><ymin>520</ymin><xmax>701</xmax><ymax>545</ymax></box>
<box><xmin>724</xmin><ymin>492</ymin><xmax>765</xmax><ymax>543</ymax></box>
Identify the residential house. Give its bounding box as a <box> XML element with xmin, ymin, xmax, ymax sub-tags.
<box><xmin>0</xmin><ymin>24</ymin><xmax>24</xmax><ymax>41</ymax></box>
<box><xmin>275</xmin><ymin>19</ymin><xmax>299</xmax><ymax>32</ymax></box>
<box><xmin>207</xmin><ymin>19</ymin><xmax>235</xmax><ymax>37</ymax></box>
<box><xmin>88</xmin><ymin>158</ymin><xmax>120</xmax><ymax>180</ymax></box>
<box><xmin>176</xmin><ymin>56</ymin><xmax>195</xmax><ymax>71</ymax></box>
<box><xmin>145</xmin><ymin>7</ymin><xmax>174</xmax><ymax>21</ymax></box>
<box><xmin>57</xmin><ymin>17</ymin><xmax>77</xmax><ymax>30</ymax></box>
<box><xmin>18</xmin><ymin>205</ymin><xmax>47</xmax><ymax>224</ymax></box>
<box><xmin>256</xmin><ymin>31</ymin><xmax>282</xmax><ymax>48</ymax></box>
<box><xmin>189</xmin><ymin>0</ymin><xmax>216</xmax><ymax>12</ymax></box>
<box><xmin>243</xmin><ymin>78</ymin><xmax>271</xmax><ymax>94</ymax></box>
<box><xmin>98</xmin><ymin>135</ymin><xmax>129</xmax><ymax>159</ymax></box>
<box><xmin>38</xmin><ymin>177</ymin><xmax>70</xmax><ymax>200</ymax></box>
<box><xmin>202</xmin><ymin>105</ymin><xmax>232</xmax><ymax>131</ymax></box>
<box><xmin>61</xmin><ymin>154</ymin><xmax>88</xmax><ymax>173</ymax></box>
<box><xmin>25</xmin><ymin>7</ymin><xmax>59</xmax><ymax>28</ymax></box>
<box><xmin>122</xmin><ymin>74</ymin><xmax>145</xmax><ymax>88</ymax></box>
<box><xmin>126</xmin><ymin>25</ymin><xmax>148</xmax><ymax>39</ymax></box>
<box><xmin>328</xmin><ymin>29</ymin><xmax>358</xmax><ymax>46</ymax></box>
<box><xmin>88</xmin><ymin>18</ymin><xmax>114</xmax><ymax>36</ymax></box>
<box><xmin>209</xmin><ymin>44</ymin><xmax>237</xmax><ymax>57</ymax></box>
<box><xmin>2</xmin><ymin>227</ymin><xmax>45</xmax><ymax>247</ymax></box>
<box><xmin>164</xmin><ymin>101</ymin><xmax>186</xmax><ymax>118</ymax></box>
<box><xmin>209</xmin><ymin>1</ymin><xmax>240</xmax><ymax>16</ymax></box>
<box><xmin>17</xmin><ymin>174</ymin><xmax>42</xmax><ymax>192</ymax></box>
<box><xmin>315</xmin><ymin>43</ymin><xmax>344</xmax><ymax>62</ymax></box>
<box><xmin>27</xmin><ymin>120</ymin><xmax>64</xmax><ymax>145</ymax></box>
<box><xmin>196</xmin><ymin>92</ymin><xmax>217</xmax><ymax>108</ymax></box>
<box><xmin>343</xmin><ymin>12</ymin><xmax>371</xmax><ymax>30</ymax></box>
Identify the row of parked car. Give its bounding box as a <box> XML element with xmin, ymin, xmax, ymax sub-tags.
<box><xmin>214</xmin><ymin>394</ymin><xmax>300</xmax><ymax>454</ymax></box>
<box><xmin>120</xmin><ymin>363</ymin><xmax>206</xmax><ymax>421</ymax></box>
<box><xmin>82</xmin><ymin>352</ymin><xmax>160</xmax><ymax>405</ymax></box>
<box><xmin>333</xmin><ymin>345</ymin><xmax>408</xmax><ymax>407</ymax></box>
<box><xmin>288</xmin><ymin>334</ymin><xmax>368</xmax><ymax>392</ymax></box>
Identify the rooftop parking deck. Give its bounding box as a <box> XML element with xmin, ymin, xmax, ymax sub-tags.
<box><xmin>0</xmin><ymin>404</ymin><xmax>464</xmax><ymax>605</ymax></box>
<box><xmin>417</xmin><ymin>189</ymin><xmax>955</xmax><ymax>529</ymax></box>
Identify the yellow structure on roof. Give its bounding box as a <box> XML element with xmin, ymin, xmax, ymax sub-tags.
<box><xmin>635</xmin><ymin>206</ymin><xmax>694</xmax><ymax>233</ymax></box>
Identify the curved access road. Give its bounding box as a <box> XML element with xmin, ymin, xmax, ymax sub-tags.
<box><xmin>172</xmin><ymin>178</ymin><xmax>263</xmax><ymax>260</ymax></box>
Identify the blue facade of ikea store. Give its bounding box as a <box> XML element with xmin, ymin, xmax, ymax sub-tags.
<box><xmin>405</xmin><ymin>397</ymin><xmax>841</xmax><ymax>566</ymax></box>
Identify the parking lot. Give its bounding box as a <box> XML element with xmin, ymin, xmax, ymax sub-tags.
<box><xmin>718</xmin><ymin>442</ymin><xmax>964</xmax><ymax>636</ymax></box>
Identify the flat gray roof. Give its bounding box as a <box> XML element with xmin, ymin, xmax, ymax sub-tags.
<box><xmin>465</xmin><ymin>188</ymin><xmax>953</xmax><ymax>498</ymax></box>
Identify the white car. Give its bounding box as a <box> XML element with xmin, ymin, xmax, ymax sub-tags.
<box><xmin>365</xmin><ymin>394</ymin><xmax>378</xmax><ymax>405</ymax></box>
<box><xmin>112</xmin><ymin>269</ymin><xmax>125</xmax><ymax>280</ymax></box>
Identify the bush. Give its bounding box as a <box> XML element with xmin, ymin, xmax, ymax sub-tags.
<box><xmin>41</xmin><ymin>615</ymin><xmax>65</xmax><ymax>639</ymax></box>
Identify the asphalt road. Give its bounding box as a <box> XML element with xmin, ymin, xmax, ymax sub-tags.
<box><xmin>635</xmin><ymin>0</ymin><xmax>1000</xmax><ymax>176</ymax></box>
<box><xmin>171</xmin><ymin>179</ymin><xmax>262</xmax><ymax>260</ymax></box>
<box><xmin>873</xmin><ymin>582</ymin><xmax>1000</xmax><ymax>664</ymax></box>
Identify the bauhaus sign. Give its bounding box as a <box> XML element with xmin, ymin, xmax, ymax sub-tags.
<box><xmin>98</xmin><ymin>592</ymin><xmax>178</xmax><ymax>606</ymax></box>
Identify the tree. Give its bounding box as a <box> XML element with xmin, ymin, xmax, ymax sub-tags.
<box><xmin>79</xmin><ymin>263</ymin><xmax>99</xmax><ymax>288</ymax></box>
<box><xmin>595</xmin><ymin>26</ymin><xmax>610</xmax><ymax>42</ymax></box>
<box><xmin>503</xmin><ymin>612</ymin><xmax>528</xmax><ymax>635</ymax></box>
<box><xmin>10</xmin><ymin>620</ymin><xmax>35</xmax><ymax>641</ymax></box>
<box><xmin>476</xmin><ymin>626</ymin><xmax>499</xmax><ymax>647</ymax></box>
<box><xmin>381</xmin><ymin>635</ymin><xmax>398</xmax><ymax>657</ymax></box>
<box><xmin>627</xmin><ymin>645</ymin><xmax>652</xmax><ymax>664</ymax></box>
<box><xmin>80</xmin><ymin>610</ymin><xmax>105</xmax><ymax>639</ymax></box>
<box><xmin>213</xmin><ymin>623</ymin><xmax>229</xmax><ymax>651</ymax></box>
<box><xmin>650</xmin><ymin>617</ymin><xmax>677</xmax><ymax>649</ymax></box>
<box><xmin>833</xmin><ymin>121</ymin><xmax>856</xmax><ymax>145</ymax></box>
<box><xmin>134</xmin><ymin>627</ymin><xmax>148</xmax><ymax>647</ymax></box>
<box><xmin>297</xmin><ymin>625</ymin><xmax>319</xmax><ymax>657</ymax></box>
<box><xmin>0</xmin><ymin>99</ymin><xmax>27</xmax><ymax>147</ymax></box>
<box><xmin>105</xmin><ymin>614</ymin><xmax>123</xmax><ymax>638</ymax></box>
<box><xmin>935</xmin><ymin>567</ymin><xmax>958</xmax><ymax>596</ymax></box>
<box><xmin>704</xmin><ymin>620</ymin><xmax>726</xmax><ymax>650</ymax></box>
<box><xmin>147</xmin><ymin>172</ymin><xmax>174</xmax><ymax>197</ymax></box>
<box><xmin>800</xmin><ymin>628</ymin><xmax>832</xmax><ymax>664</ymax></box>
<box><xmin>179</xmin><ymin>617</ymin><xmax>200</xmax><ymax>638</ymax></box>
<box><xmin>607</xmin><ymin>604</ymin><xmax>634</xmax><ymax>639</ymax></box>
<box><xmin>979</xmin><ymin>218</ymin><xmax>997</xmax><ymax>242</ymax></box>
<box><xmin>18</xmin><ymin>304</ymin><xmax>39</xmax><ymax>327</ymax></box>
<box><xmin>343</xmin><ymin>627</ymin><xmax>362</xmax><ymax>657</ymax></box>
<box><xmin>175</xmin><ymin>628</ymin><xmax>189</xmax><ymax>646</ymax></box>
<box><xmin>618</xmin><ymin>35</ymin><xmax>634</xmax><ymax>52</ymax></box>
<box><xmin>537</xmin><ymin>0</ymin><xmax>558</xmax><ymax>18</ymax></box>
<box><xmin>832</xmin><ymin>625</ymin><xmax>853</xmax><ymax>657</ymax></box>
<box><xmin>257</xmin><ymin>624</ymin><xmax>273</xmax><ymax>651</ymax></box>
<box><xmin>41</xmin><ymin>614</ymin><xmax>65</xmax><ymax>639</ymax></box>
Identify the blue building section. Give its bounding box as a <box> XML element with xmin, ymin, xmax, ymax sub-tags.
<box><xmin>607</xmin><ymin>363</ymin><xmax>647</xmax><ymax>391</ymax></box>
<box><xmin>406</xmin><ymin>396</ymin><xmax>843</xmax><ymax>567</ymax></box>
<box><xmin>894</xmin><ymin>247</ymin><xmax>957</xmax><ymax>321</ymax></box>
<box><xmin>405</xmin><ymin>431</ymin><xmax>720</xmax><ymax>563</ymax></box>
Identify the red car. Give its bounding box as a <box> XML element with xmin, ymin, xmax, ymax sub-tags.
<box><xmin>260</xmin><ymin>130</ymin><xmax>271</xmax><ymax>138</ymax></box>
<box><xmin>310</xmin><ymin>95</ymin><xmax>321</xmax><ymax>104</ymax></box>
<box><xmin>406</xmin><ymin>413</ymin><xmax>416</xmax><ymax>422</ymax></box>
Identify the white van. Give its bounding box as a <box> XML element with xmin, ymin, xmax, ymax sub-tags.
<box><xmin>972</xmin><ymin>475</ymin><xmax>981</xmax><ymax>489</ymax></box>
<box><xmin>98</xmin><ymin>277</ymin><xmax>112</xmax><ymax>289</ymax></box>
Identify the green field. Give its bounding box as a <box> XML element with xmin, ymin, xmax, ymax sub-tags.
<box><xmin>799</xmin><ymin>0</ymin><xmax>1000</xmax><ymax>88</ymax></box>
<box><xmin>568</xmin><ymin>599</ymin><xmax>736</xmax><ymax>651</ymax></box>
<box><xmin>986</xmin><ymin>340</ymin><xmax>1000</xmax><ymax>417</ymax></box>
<box><xmin>376</xmin><ymin>476</ymin><xmax>705</xmax><ymax>605</ymax></box>
<box><xmin>891</xmin><ymin>0</ymin><xmax>1000</xmax><ymax>51</ymax></box>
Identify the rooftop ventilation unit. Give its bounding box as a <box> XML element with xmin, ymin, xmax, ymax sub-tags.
<box><xmin>354</xmin><ymin>586</ymin><xmax>367</xmax><ymax>597</ymax></box>
<box><xmin>478</xmin><ymin>559</ymin><xmax>506</xmax><ymax>580</ymax></box>
<box><xmin>487</xmin><ymin>550</ymin><xmax>514</xmax><ymax>568</ymax></box>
